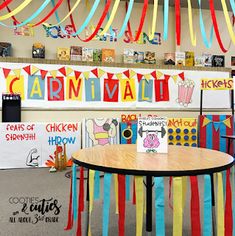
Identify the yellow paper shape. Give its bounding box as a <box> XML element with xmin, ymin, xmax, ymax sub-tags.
<box><xmin>223</xmin><ymin>117</ymin><xmax>231</xmax><ymax>128</ymax></box>
<box><xmin>116</xmin><ymin>73</ymin><xmax>123</xmax><ymax>80</ymax></box>
<box><xmin>144</xmin><ymin>74</ymin><xmax>151</xmax><ymax>82</ymax></box>
<box><xmin>31</xmin><ymin>65</ymin><xmax>39</xmax><ymax>75</ymax></box>
<box><xmin>202</xmin><ymin>117</ymin><xmax>211</xmax><ymax>127</ymax></box>
<box><xmin>173</xmin><ymin>177</ymin><xmax>183</xmax><ymax>236</ymax></box>
<box><xmin>135</xmin><ymin>176</ymin><xmax>144</xmax><ymax>236</ymax></box>
<box><xmin>217</xmin><ymin>172</ymin><xmax>224</xmax><ymax>236</ymax></box>
<box><xmin>114</xmin><ymin>174</ymin><xmax>119</xmax><ymax>214</ymax></box>
<box><xmin>130</xmin><ymin>69</ymin><xmax>136</xmax><ymax>78</ymax></box>
<box><xmin>98</xmin><ymin>69</ymin><xmax>106</xmax><ymax>78</ymax></box>
<box><xmin>13</xmin><ymin>69</ymin><xmax>21</xmax><ymax>78</ymax></box>
<box><xmin>120</xmin><ymin>78</ymin><xmax>136</xmax><ymax>102</ymax></box>
<box><xmin>156</xmin><ymin>71</ymin><xmax>163</xmax><ymax>79</ymax></box>
<box><xmin>83</xmin><ymin>71</ymin><xmax>90</xmax><ymax>80</ymax></box>
<box><xmin>50</xmin><ymin>70</ymin><xmax>57</xmax><ymax>79</ymax></box>
<box><xmin>66</xmin><ymin>76</ymin><xmax>83</xmax><ymax>100</ymax></box>
<box><xmin>172</xmin><ymin>75</ymin><xmax>178</xmax><ymax>83</ymax></box>
<box><xmin>6</xmin><ymin>75</ymin><xmax>25</xmax><ymax>100</ymax></box>
<box><xmin>66</xmin><ymin>67</ymin><xmax>73</xmax><ymax>76</ymax></box>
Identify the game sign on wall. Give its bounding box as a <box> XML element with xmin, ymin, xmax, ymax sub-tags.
<box><xmin>0</xmin><ymin>122</ymin><xmax>81</xmax><ymax>169</ymax></box>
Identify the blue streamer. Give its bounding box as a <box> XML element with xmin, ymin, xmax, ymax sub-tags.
<box><xmin>230</xmin><ymin>0</ymin><xmax>235</xmax><ymax>16</ymax></box>
<box><xmin>94</xmin><ymin>171</ymin><xmax>100</xmax><ymax>200</ymax></box>
<box><xmin>0</xmin><ymin>0</ymin><xmax>51</xmax><ymax>28</ymax></box>
<box><xmin>154</xmin><ymin>177</ymin><xmax>165</xmax><ymax>236</ymax></box>
<box><xmin>206</xmin><ymin>115</ymin><xmax>213</xmax><ymax>149</ymax></box>
<box><xmin>102</xmin><ymin>173</ymin><xmax>112</xmax><ymax>236</ymax></box>
<box><xmin>198</xmin><ymin>0</ymin><xmax>214</xmax><ymax>48</ymax></box>
<box><xmin>203</xmin><ymin>175</ymin><xmax>212</xmax><ymax>236</ymax></box>
<box><xmin>163</xmin><ymin>0</ymin><xmax>169</xmax><ymax>41</ymax></box>
<box><xmin>125</xmin><ymin>175</ymin><xmax>131</xmax><ymax>201</ymax></box>
<box><xmin>72</xmin><ymin>164</ymin><xmax>78</xmax><ymax>220</ymax></box>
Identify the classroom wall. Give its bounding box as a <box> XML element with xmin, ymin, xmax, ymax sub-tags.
<box><xmin>0</xmin><ymin>1</ymin><xmax>234</xmax><ymax>121</ymax></box>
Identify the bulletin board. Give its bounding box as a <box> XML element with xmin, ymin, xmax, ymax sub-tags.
<box><xmin>0</xmin><ymin>59</ymin><xmax>231</xmax><ymax>109</ymax></box>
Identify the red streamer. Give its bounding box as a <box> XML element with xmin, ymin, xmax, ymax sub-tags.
<box><xmin>209</xmin><ymin>0</ymin><xmax>228</xmax><ymax>52</ymax></box>
<box><xmin>190</xmin><ymin>176</ymin><xmax>201</xmax><ymax>236</ymax></box>
<box><xmin>126</xmin><ymin>0</ymin><xmax>148</xmax><ymax>42</ymax></box>
<box><xmin>132</xmin><ymin>177</ymin><xmax>136</xmax><ymax>205</ymax></box>
<box><xmin>77</xmin><ymin>167</ymin><xmax>84</xmax><ymax>236</ymax></box>
<box><xmin>0</xmin><ymin>0</ymin><xmax>13</xmax><ymax>11</ymax></box>
<box><xmin>225</xmin><ymin>168</ymin><xmax>233</xmax><ymax>236</ymax></box>
<box><xmin>175</xmin><ymin>0</ymin><xmax>181</xmax><ymax>45</ymax></box>
<box><xmin>118</xmin><ymin>174</ymin><xmax>126</xmax><ymax>236</ymax></box>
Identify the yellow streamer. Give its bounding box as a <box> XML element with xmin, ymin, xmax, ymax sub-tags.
<box><xmin>221</xmin><ymin>0</ymin><xmax>235</xmax><ymax>45</ymax></box>
<box><xmin>99</xmin><ymin>0</ymin><xmax>121</xmax><ymax>36</ymax></box>
<box><xmin>88</xmin><ymin>170</ymin><xmax>95</xmax><ymax>236</ymax></box>
<box><xmin>135</xmin><ymin>176</ymin><xmax>144</xmax><ymax>236</ymax></box>
<box><xmin>149</xmin><ymin>0</ymin><xmax>158</xmax><ymax>40</ymax></box>
<box><xmin>0</xmin><ymin>0</ymin><xmax>33</xmax><ymax>21</ymax></box>
<box><xmin>114</xmin><ymin>174</ymin><xmax>119</xmax><ymax>214</ymax></box>
<box><xmin>187</xmin><ymin>0</ymin><xmax>196</xmax><ymax>46</ymax></box>
<box><xmin>217</xmin><ymin>172</ymin><xmax>224</xmax><ymax>236</ymax></box>
<box><xmin>173</xmin><ymin>177</ymin><xmax>183</xmax><ymax>236</ymax></box>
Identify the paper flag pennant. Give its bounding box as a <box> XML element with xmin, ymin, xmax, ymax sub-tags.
<box><xmin>2</xmin><ymin>68</ymin><xmax>11</xmax><ymax>78</ymax></box>
<box><xmin>50</xmin><ymin>70</ymin><xmax>57</xmax><ymax>78</ymax></box>
<box><xmin>157</xmin><ymin>71</ymin><xmax>163</xmax><ymax>79</ymax></box>
<box><xmin>144</xmin><ymin>74</ymin><xmax>151</xmax><ymax>82</ymax></box>
<box><xmin>107</xmin><ymin>73</ymin><xmax>114</xmax><ymax>80</ymax></box>
<box><xmin>116</xmin><ymin>73</ymin><xmax>123</xmax><ymax>80</ymax></box>
<box><xmin>137</xmin><ymin>73</ymin><xmax>143</xmax><ymax>83</ymax></box>
<box><xmin>165</xmin><ymin>74</ymin><xmax>171</xmax><ymax>81</ymax></box>
<box><xmin>202</xmin><ymin>117</ymin><xmax>211</xmax><ymax>127</ymax></box>
<box><xmin>13</xmin><ymin>69</ymin><xmax>21</xmax><ymax>78</ymax></box>
<box><xmin>74</xmin><ymin>71</ymin><xmax>82</xmax><ymax>79</ymax></box>
<box><xmin>58</xmin><ymin>67</ymin><xmax>67</xmax><ymax>76</ymax></box>
<box><xmin>40</xmin><ymin>69</ymin><xmax>48</xmax><ymax>79</ymax></box>
<box><xmin>223</xmin><ymin>117</ymin><xmax>231</xmax><ymax>128</ymax></box>
<box><xmin>66</xmin><ymin>67</ymin><xmax>73</xmax><ymax>76</ymax></box>
<box><xmin>83</xmin><ymin>71</ymin><xmax>90</xmax><ymax>80</ymax></box>
<box><xmin>178</xmin><ymin>72</ymin><xmax>185</xmax><ymax>81</ymax></box>
<box><xmin>172</xmin><ymin>75</ymin><xmax>178</xmax><ymax>83</ymax></box>
<box><xmin>123</xmin><ymin>70</ymin><xmax>130</xmax><ymax>78</ymax></box>
<box><xmin>31</xmin><ymin>65</ymin><xmax>39</xmax><ymax>75</ymax></box>
<box><xmin>98</xmin><ymin>69</ymin><xmax>105</xmax><ymax>78</ymax></box>
<box><xmin>150</xmin><ymin>70</ymin><xmax>157</xmax><ymax>79</ymax></box>
<box><xmin>130</xmin><ymin>69</ymin><xmax>136</xmax><ymax>78</ymax></box>
<box><xmin>213</xmin><ymin>122</ymin><xmax>221</xmax><ymax>131</ymax></box>
<box><xmin>23</xmin><ymin>65</ymin><xmax>31</xmax><ymax>75</ymax></box>
<box><xmin>91</xmin><ymin>68</ymin><xmax>99</xmax><ymax>78</ymax></box>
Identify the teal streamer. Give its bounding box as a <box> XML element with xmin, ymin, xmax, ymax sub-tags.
<box><xmin>163</xmin><ymin>0</ymin><xmax>169</xmax><ymax>41</ymax></box>
<box><xmin>154</xmin><ymin>177</ymin><xmax>165</xmax><ymax>236</ymax></box>
<box><xmin>230</xmin><ymin>0</ymin><xmax>235</xmax><ymax>16</ymax></box>
<box><xmin>198</xmin><ymin>0</ymin><xmax>214</xmax><ymax>48</ymax></box>
<box><xmin>117</xmin><ymin>0</ymin><xmax>134</xmax><ymax>38</ymax></box>
<box><xmin>102</xmin><ymin>173</ymin><xmax>112</xmax><ymax>236</ymax></box>
<box><xmin>94</xmin><ymin>171</ymin><xmax>100</xmax><ymax>200</ymax></box>
<box><xmin>0</xmin><ymin>0</ymin><xmax>50</xmax><ymax>28</ymax></box>
<box><xmin>203</xmin><ymin>175</ymin><xmax>212</xmax><ymax>236</ymax></box>
<box><xmin>125</xmin><ymin>175</ymin><xmax>131</xmax><ymax>201</ymax></box>
<box><xmin>51</xmin><ymin>0</ymin><xmax>100</xmax><ymax>36</ymax></box>
<box><xmin>72</xmin><ymin>164</ymin><xmax>78</xmax><ymax>220</ymax></box>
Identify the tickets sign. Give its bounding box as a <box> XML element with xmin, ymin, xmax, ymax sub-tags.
<box><xmin>201</xmin><ymin>78</ymin><xmax>233</xmax><ymax>90</ymax></box>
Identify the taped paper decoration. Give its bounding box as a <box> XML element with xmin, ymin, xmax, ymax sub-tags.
<box><xmin>137</xmin><ymin>117</ymin><xmax>168</xmax><ymax>153</ymax></box>
<box><xmin>120</xmin><ymin>121</ymin><xmax>137</xmax><ymax>144</ymax></box>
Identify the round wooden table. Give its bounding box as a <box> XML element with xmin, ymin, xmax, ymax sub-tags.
<box><xmin>72</xmin><ymin>144</ymin><xmax>234</xmax><ymax>233</ymax></box>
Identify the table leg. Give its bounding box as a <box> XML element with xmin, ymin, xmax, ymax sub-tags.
<box><xmin>146</xmin><ymin>176</ymin><xmax>152</xmax><ymax>232</ymax></box>
<box><xmin>210</xmin><ymin>174</ymin><xmax>216</xmax><ymax>236</ymax></box>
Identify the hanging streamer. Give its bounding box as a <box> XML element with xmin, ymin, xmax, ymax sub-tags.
<box><xmin>77</xmin><ymin>167</ymin><xmax>84</xmax><ymax>236</ymax></box>
<box><xmin>94</xmin><ymin>171</ymin><xmax>100</xmax><ymax>200</ymax></box>
<box><xmin>114</xmin><ymin>174</ymin><xmax>119</xmax><ymax>214</ymax></box>
<box><xmin>154</xmin><ymin>177</ymin><xmax>165</xmax><ymax>236</ymax></box>
<box><xmin>149</xmin><ymin>0</ymin><xmax>158</xmax><ymax>40</ymax></box>
<box><xmin>231</xmin><ymin>0</ymin><xmax>235</xmax><ymax>16</ymax></box>
<box><xmin>217</xmin><ymin>172</ymin><xmax>225</xmax><ymax>236</ymax></box>
<box><xmin>225</xmin><ymin>168</ymin><xmax>232</xmax><ymax>236</ymax></box>
<box><xmin>175</xmin><ymin>0</ymin><xmax>181</xmax><ymax>45</ymax></box>
<box><xmin>187</xmin><ymin>0</ymin><xmax>196</xmax><ymax>46</ymax></box>
<box><xmin>173</xmin><ymin>177</ymin><xmax>183</xmax><ymax>236</ymax></box>
<box><xmin>163</xmin><ymin>0</ymin><xmax>169</xmax><ymax>41</ymax></box>
<box><xmin>102</xmin><ymin>173</ymin><xmax>112</xmax><ymax>236</ymax></box>
<box><xmin>118</xmin><ymin>175</ymin><xmax>126</xmax><ymax>236</ymax></box>
<box><xmin>104</xmin><ymin>0</ymin><xmax>114</xmax><ymax>36</ymax></box>
<box><xmin>135</xmin><ymin>176</ymin><xmax>144</xmax><ymax>236</ymax></box>
<box><xmin>88</xmin><ymin>170</ymin><xmax>95</xmax><ymax>236</ymax></box>
<box><xmin>233</xmin><ymin>167</ymin><xmax>235</xmax><ymax>236</ymax></box>
<box><xmin>0</xmin><ymin>0</ymin><xmax>13</xmax><ymax>11</ymax></box>
<box><xmin>198</xmin><ymin>0</ymin><xmax>214</xmax><ymax>48</ymax></box>
<box><xmin>209</xmin><ymin>0</ymin><xmax>228</xmax><ymax>52</ymax></box>
<box><xmin>72</xmin><ymin>164</ymin><xmax>78</xmax><ymax>221</ymax></box>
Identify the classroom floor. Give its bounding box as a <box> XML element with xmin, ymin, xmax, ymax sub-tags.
<box><xmin>0</xmin><ymin>168</ymin><xmax>203</xmax><ymax>236</ymax></box>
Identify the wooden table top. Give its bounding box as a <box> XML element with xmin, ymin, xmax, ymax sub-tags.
<box><xmin>72</xmin><ymin>144</ymin><xmax>234</xmax><ymax>176</ymax></box>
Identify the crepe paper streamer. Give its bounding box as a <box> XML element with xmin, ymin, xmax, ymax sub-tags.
<box><xmin>190</xmin><ymin>176</ymin><xmax>201</xmax><ymax>236</ymax></box>
<box><xmin>118</xmin><ymin>175</ymin><xmax>126</xmax><ymax>236</ymax></box>
<box><xmin>198</xmin><ymin>0</ymin><xmax>214</xmax><ymax>48</ymax></box>
<box><xmin>231</xmin><ymin>0</ymin><xmax>235</xmax><ymax>15</ymax></box>
<box><xmin>94</xmin><ymin>171</ymin><xmax>100</xmax><ymax>200</ymax></box>
<box><xmin>187</xmin><ymin>0</ymin><xmax>196</xmax><ymax>46</ymax></box>
<box><xmin>99</xmin><ymin>0</ymin><xmax>120</xmax><ymax>36</ymax></box>
<box><xmin>88</xmin><ymin>170</ymin><xmax>95</xmax><ymax>236</ymax></box>
<box><xmin>117</xmin><ymin>0</ymin><xmax>134</xmax><ymax>38</ymax></box>
<box><xmin>173</xmin><ymin>177</ymin><xmax>183</xmax><ymax>236</ymax></box>
<box><xmin>163</xmin><ymin>0</ymin><xmax>169</xmax><ymax>41</ymax></box>
<box><xmin>154</xmin><ymin>177</ymin><xmax>165</xmax><ymax>236</ymax></box>
<box><xmin>102</xmin><ymin>173</ymin><xmax>112</xmax><ymax>236</ymax></box>
<box><xmin>217</xmin><ymin>172</ymin><xmax>225</xmax><ymax>236</ymax></box>
<box><xmin>77</xmin><ymin>167</ymin><xmax>84</xmax><ymax>236</ymax></box>
<box><xmin>135</xmin><ymin>176</ymin><xmax>144</xmax><ymax>236</ymax></box>
<box><xmin>0</xmin><ymin>0</ymin><xmax>13</xmax><ymax>10</ymax></box>
<box><xmin>168</xmin><ymin>177</ymin><xmax>173</xmax><ymax>209</ymax></box>
<box><xmin>0</xmin><ymin>0</ymin><xmax>33</xmax><ymax>21</ymax></box>
<box><xmin>149</xmin><ymin>0</ymin><xmax>158</xmax><ymax>40</ymax></box>
<box><xmin>104</xmin><ymin>0</ymin><xmax>114</xmax><ymax>36</ymax></box>
<box><xmin>0</xmin><ymin>0</ymin><xmax>51</xmax><ymax>28</ymax></box>
<box><xmin>222</xmin><ymin>0</ymin><xmax>235</xmax><ymax>45</ymax></box>
<box><xmin>126</xmin><ymin>175</ymin><xmax>131</xmax><ymax>201</ymax></box>
<box><xmin>209</xmin><ymin>0</ymin><xmax>228</xmax><ymax>52</ymax></box>
<box><xmin>233</xmin><ymin>166</ymin><xmax>235</xmax><ymax>236</ymax></box>
<box><xmin>64</xmin><ymin>172</ymin><xmax>73</xmax><ymax>230</ymax></box>
<box><xmin>114</xmin><ymin>174</ymin><xmax>119</xmax><ymax>214</ymax></box>
<box><xmin>225</xmin><ymin>168</ymin><xmax>232</xmax><ymax>236</ymax></box>
<box><xmin>175</xmin><ymin>0</ymin><xmax>181</xmax><ymax>45</ymax></box>
<box><xmin>72</xmin><ymin>164</ymin><xmax>78</xmax><ymax>221</ymax></box>
<box><xmin>133</xmin><ymin>179</ymin><xmax>136</xmax><ymax>205</ymax></box>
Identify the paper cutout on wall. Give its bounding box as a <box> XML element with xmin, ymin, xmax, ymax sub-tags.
<box><xmin>6</xmin><ymin>75</ymin><xmax>25</xmax><ymax>100</ymax></box>
<box><xmin>120</xmin><ymin>121</ymin><xmax>137</xmax><ymax>144</ymax></box>
<box><xmin>47</xmin><ymin>76</ymin><xmax>64</xmax><ymax>101</ymax></box>
<box><xmin>120</xmin><ymin>78</ymin><xmax>136</xmax><ymax>102</ymax></box>
<box><xmin>138</xmin><ymin>79</ymin><xmax>153</xmax><ymax>102</ymax></box>
<box><xmin>154</xmin><ymin>75</ymin><xmax>170</xmax><ymax>102</ymax></box>
<box><xmin>27</xmin><ymin>75</ymin><xmax>45</xmax><ymax>100</ymax></box>
<box><xmin>85</xmin><ymin>78</ymin><xmax>101</xmax><ymax>101</ymax></box>
<box><xmin>103</xmin><ymin>79</ymin><xmax>119</xmax><ymax>102</ymax></box>
<box><xmin>66</xmin><ymin>76</ymin><xmax>83</xmax><ymax>101</ymax></box>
